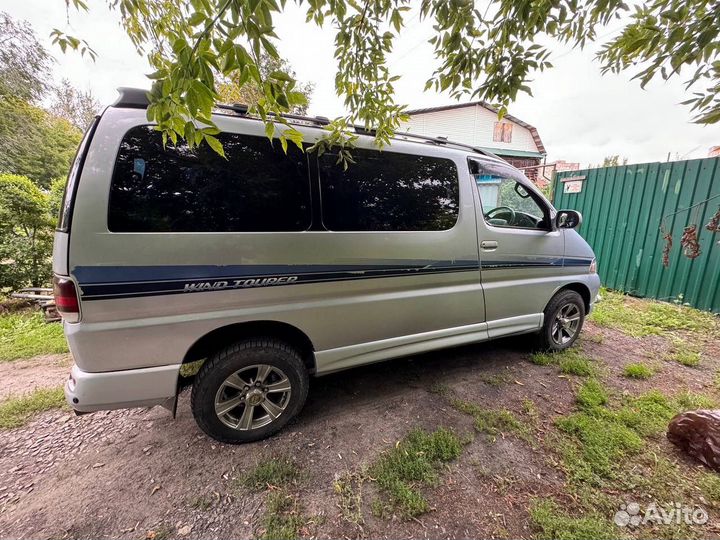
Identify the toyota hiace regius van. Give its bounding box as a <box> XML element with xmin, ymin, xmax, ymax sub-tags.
<box><xmin>54</xmin><ymin>88</ymin><xmax>600</xmax><ymax>443</ymax></box>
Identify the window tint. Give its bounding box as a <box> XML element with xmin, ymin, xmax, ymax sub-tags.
<box><xmin>472</xmin><ymin>164</ymin><xmax>549</xmax><ymax>230</ymax></box>
<box><xmin>109</xmin><ymin>126</ymin><xmax>311</xmax><ymax>232</ymax></box>
<box><xmin>319</xmin><ymin>149</ymin><xmax>459</xmax><ymax>231</ymax></box>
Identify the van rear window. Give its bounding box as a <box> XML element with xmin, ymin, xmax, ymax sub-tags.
<box><xmin>319</xmin><ymin>149</ymin><xmax>459</xmax><ymax>231</ymax></box>
<box><xmin>108</xmin><ymin>126</ymin><xmax>311</xmax><ymax>232</ymax></box>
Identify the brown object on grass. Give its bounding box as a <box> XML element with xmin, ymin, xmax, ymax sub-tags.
<box><xmin>667</xmin><ymin>410</ymin><xmax>720</xmax><ymax>472</ymax></box>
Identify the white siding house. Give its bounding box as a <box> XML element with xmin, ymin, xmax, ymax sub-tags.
<box><xmin>401</xmin><ymin>102</ymin><xmax>547</xmax><ymax>177</ymax></box>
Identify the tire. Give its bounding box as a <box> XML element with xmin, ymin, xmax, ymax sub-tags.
<box><xmin>537</xmin><ymin>290</ymin><xmax>586</xmax><ymax>351</ymax></box>
<box><xmin>191</xmin><ymin>338</ymin><xmax>309</xmax><ymax>444</ymax></box>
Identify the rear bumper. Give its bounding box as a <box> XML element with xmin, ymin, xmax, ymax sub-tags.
<box><xmin>65</xmin><ymin>363</ymin><xmax>180</xmax><ymax>413</ymax></box>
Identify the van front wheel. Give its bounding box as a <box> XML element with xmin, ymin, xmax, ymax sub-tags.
<box><xmin>191</xmin><ymin>338</ymin><xmax>309</xmax><ymax>444</ymax></box>
<box><xmin>538</xmin><ymin>290</ymin><xmax>585</xmax><ymax>351</ymax></box>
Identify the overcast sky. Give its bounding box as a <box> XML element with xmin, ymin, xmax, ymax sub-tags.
<box><xmin>7</xmin><ymin>1</ymin><xmax>719</xmax><ymax>166</ymax></box>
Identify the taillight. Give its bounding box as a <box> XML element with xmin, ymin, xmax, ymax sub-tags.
<box><xmin>53</xmin><ymin>276</ymin><xmax>80</xmax><ymax>322</ymax></box>
<box><xmin>589</xmin><ymin>258</ymin><xmax>597</xmax><ymax>274</ymax></box>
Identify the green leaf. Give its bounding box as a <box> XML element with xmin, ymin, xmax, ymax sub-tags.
<box><xmin>188</xmin><ymin>12</ymin><xmax>206</xmax><ymax>26</ymax></box>
<box><xmin>204</xmin><ymin>134</ymin><xmax>225</xmax><ymax>157</ymax></box>
<box><xmin>269</xmin><ymin>70</ymin><xmax>292</xmax><ymax>82</ymax></box>
<box><xmin>264</xmin><ymin>121</ymin><xmax>275</xmax><ymax>139</ymax></box>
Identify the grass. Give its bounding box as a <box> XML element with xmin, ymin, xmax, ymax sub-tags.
<box><xmin>369</xmin><ymin>428</ymin><xmax>464</xmax><ymax>518</ymax></box>
<box><xmin>0</xmin><ymin>386</ymin><xmax>67</xmax><ymax>429</ymax></box>
<box><xmin>450</xmin><ymin>399</ymin><xmax>531</xmax><ymax>443</ymax></box>
<box><xmin>530</xmin><ymin>347</ymin><xmax>596</xmax><ymax>377</ymax></box>
<box><xmin>698</xmin><ymin>472</ymin><xmax>720</xmax><ymax>504</ymax></box>
<box><xmin>666</xmin><ymin>340</ymin><xmax>702</xmax><ymax>367</ymax></box>
<box><xmin>333</xmin><ymin>472</ymin><xmax>364</xmax><ymax>525</ymax></box>
<box><xmin>554</xmin><ymin>379</ymin><xmax>717</xmax><ymax>486</ymax></box>
<box><xmin>259</xmin><ymin>491</ymin><xmax>308</xmax><ymax>540</ymax></box>
<box><xmin>530</xmin><ymin>499</ymin><xmax>616</xmax><ymax>540</ymax></box>
<box><xmin>0</xmin><ymin>312</ymin><xmax>68</xmax><ymax>361</ymax></box>
<box><xmin>589</xmin><ymin>289</ymin><xmax>718</xmax><ymax>338</ymax></box>
<box><xmin>623</xmin><ymin>362</ymin><xmax>654</xmax><ymax>379</ymax></box>
<box><xmin>238</xmin><ymin>457</ymin><xmax>300</xmax><ymax>491</ymax></box>
<box><xmin>522</xmin><ymin>398</ymin><xmax>539</xmax><ymax>424</ymax></box>
<box><xmin>481</xmin><ymin>373</ymin><xmax>510</xmax><ymax>387</ymax></box>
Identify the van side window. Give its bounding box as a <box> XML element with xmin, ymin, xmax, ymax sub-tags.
<box><xmin>108</xmin><ymin>126</ymin><xmax>311</xmax><ymax>232</ymax></box>
<box><xmin>318</xmin><ymin>149</ymin><xmax>459</xmax><ymax>231</ymax></box>
<box><xmin>472</xmin><ymin>166</ymin><xmax>549</xmax><ymax>230</ymax></box>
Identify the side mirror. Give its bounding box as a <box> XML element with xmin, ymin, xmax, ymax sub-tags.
<box><xmin>556</xmin><ymin>210</ymin><xmax>582</xmax><ymax>229</ymax></box>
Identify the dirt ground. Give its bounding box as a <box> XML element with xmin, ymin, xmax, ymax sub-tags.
<box><xmin>0</xmin><ymin>354</ymin><xmax>71</xmax><ymax>400</ymax></box>
<box><xmin>1</xmin><ymin>320</ymin><xmax>719</xmax><ymax>540</ymax></box>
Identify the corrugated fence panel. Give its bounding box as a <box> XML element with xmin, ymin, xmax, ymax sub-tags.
<box><xmin>554</xmin><ymin>157</ymin><xmax>720</xmax><ymax>313</ymax></box>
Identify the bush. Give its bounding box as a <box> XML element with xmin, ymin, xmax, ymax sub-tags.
<box><xmin>0</xmin><ymin>174</ymin><xmax>55</xmax><ymax>292</ymax></box>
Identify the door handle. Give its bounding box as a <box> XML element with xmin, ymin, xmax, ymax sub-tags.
<box><xmin>481</xmin><ymin>240</ymin><xmax>498</xmax><ymax>250</ymax></box>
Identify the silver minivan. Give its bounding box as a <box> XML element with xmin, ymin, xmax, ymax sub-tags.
<box><xmin>54</xmin><ymin>88</ymin><xmax>600</xmax><ymax>443</ymax></box>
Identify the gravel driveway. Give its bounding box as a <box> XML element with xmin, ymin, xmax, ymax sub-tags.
<box><xmin>1</xmin><ymin>321</ymin><xmax>718</xmax><ymax>539</ymax></box>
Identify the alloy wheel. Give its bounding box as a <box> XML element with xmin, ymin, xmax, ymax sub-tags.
<box><xmin>213</xmin><ymin>364</ymin><xmax>292</xmax><ymax>430</ymax></box>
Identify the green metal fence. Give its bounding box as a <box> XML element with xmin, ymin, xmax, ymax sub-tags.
<box><xmin>553</xmin><ymin>157</ymin><xmax>720</xmax><ymax>313</ymax></box>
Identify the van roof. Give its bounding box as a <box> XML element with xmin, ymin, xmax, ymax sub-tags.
<box><xmin>112</xmin><ymin>87</ymin><xmax>507</xmax><ymax>164</ymax></box>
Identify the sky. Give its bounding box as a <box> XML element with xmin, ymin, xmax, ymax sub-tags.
<box><xmin>6</xmin><ymin>1</ymin><xmax>719</xmax><ymax>166</ymax></box>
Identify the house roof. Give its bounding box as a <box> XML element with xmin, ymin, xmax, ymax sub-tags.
<box><xmin>405</xmin><ymin>101</ymin><xmax>547</xmax><ymax>155</ymax></box>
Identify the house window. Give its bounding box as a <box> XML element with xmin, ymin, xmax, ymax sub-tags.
<box><xmin>493</xmin><ymin>122</ymin><xmax>513</xmax><ymax>143</ymax></box>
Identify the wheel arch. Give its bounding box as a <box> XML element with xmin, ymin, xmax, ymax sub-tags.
<box><xmin>182</xmin><ymin>320</ymin><xmax>316</xmax><ymax>373</ymax></box>
<box><xmin>553</xmin><ymin>282</ymin><xmax>592</xmax><ymax>314</ymax></box>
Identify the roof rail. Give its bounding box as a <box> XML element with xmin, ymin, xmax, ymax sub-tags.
<box><xmin>112</xmin><ymin>87</ymin><xmax>503</xmax><ymax>160</ymax></box>
<box><xmin>395</xmin><ymin>131</ymin><xmax>502</xmax><ymax>160</ymax></box>
<box><xmin>216</xmin><ymin>103</ymin><xmax>332</xmax><ymax>127</ymax></box>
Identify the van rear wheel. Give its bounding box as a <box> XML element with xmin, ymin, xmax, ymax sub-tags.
<box><xmin>538</xmin><ymin>290</ymin><xmax>585</xmax><ymax>351</ymax></box>
<box><xmin>191</xmin><ymin>338</ymin><xmax>309</xmax><ymax>444</ymax></box>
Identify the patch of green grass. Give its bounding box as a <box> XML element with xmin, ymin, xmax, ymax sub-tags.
<box><xmin>0</xmin><ymin>386</ymin><xmax>67</xmax><ymax>429</ymax></box>
<box><xmin>259</xmin><ymin>491</ymin><xmax>308</xmax><ymax>540</ymax></box>
<box><xmin>450</xmin><ymin>399</ymin><xmax>531</xmax><ymax>443</ymax></box>
<box><xmin>369</xmin><ymin>428</ymin><xmax>464</xmax><ymax>518</ymax></box>
<box><xmin>590</xmin><ymin>289</ymin><xmax>718</xmax><ymax>338</ymax></box>
<box><xmin>576</xmin><ymin>379</ymin><xmax>608</xmax><ymax>409</ymax></box>
<box><xmin>559</xmin><ymin>355</ymin><xmax>595</xmax><ymax>376</ymax></box>
<box><xmin>481</xmin><ymin>373</ymin><xmax>510</xmax><ymax>387</ymax></box>
<box><xmin>666</xmin><ymin>340</ymin><xmax>702</xmax><ymax>367</ymax></box>
<box><xmin>556</xmin><ymin>382</ymin><xmax>718</xmax><ymax>486</ymax></box>
<box><xmin>239</xmin><ymin>458</ymin><xmax>300</xmax><ymax>491</ymax></box>
<box><xmin>0</xmin><ymin>312</ymin><xmax>68</xmax><ymax>361</ymax></box>
<box><xmin>529</xmin><ymin>499</ymin><xmax>616</xmax><ymax>540</ymax></box>
<box><xmin>623</xmin><ymin>362</ymin><xmax>654</xmax><ymax>379</ymax></box>
<box><xmin>698</xmin><ymin>472</ymin><xmax>720</xmax><ymax>504</ymax></box>
<box><xmin>675</xmin><ymin>390</ymin><xmax>716</xmax><ymax>410</ymax></box>
<box><xmin>333</xmin><ymin>472</ymin><xmax>364</xmax><ymax>525</ymax></box>
<box><xmin>530</xmin><ymin>348</ymin><xmax>595</xmax><ymax>377</ymax></box>
<box><xmin>522</xmin><ymin>398</ymin><xmax>539</xmax><ymax>424</ymax></box>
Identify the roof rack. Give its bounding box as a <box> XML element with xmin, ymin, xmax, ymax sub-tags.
<box><xmin>113</xmin><ymin>87</ymin><xmax>502</xmax><ymax>160</ymax></box>
<box><xmin>394</xmin><ymin>131</ymin><xmax>501</xmax><ymax>160</ymax></box>
<box><xmin>215</xmin><ymin>103</ymin><xmax>331</xmax><ymax>126</ymax></box>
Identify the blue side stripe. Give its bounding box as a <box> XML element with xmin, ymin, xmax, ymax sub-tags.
<box><xmin>73</xmin><ymin>257</ymin><xmax>593</xmax><ymax>301</ymax></box>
